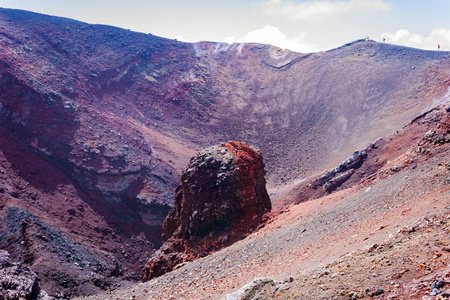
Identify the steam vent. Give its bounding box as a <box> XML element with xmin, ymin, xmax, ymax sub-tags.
<box><xmin>142</xmin><ymin>141</ymin><xmax>271</xmax><ymax>281</ymax></box>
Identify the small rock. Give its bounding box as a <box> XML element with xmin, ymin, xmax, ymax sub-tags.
<box><xmin>275</xmin><ymin>283</ymin><xmax>289</xmax><ymax>292</ymax></box>
<box><xmin>224</xmin><ymin>278</ymin><xmax>276</xmax><ymax>300</ymax></box>
<box><xmin>431</xmin><ymin>278</ymin><xmax>445</xmax><ymax>289</ymax></box>
<box><xmin>390</xmin><ymin>166</ymin><xmax>399</xmax><ymax>172</ymax></box>
<box><xmin>430</xmin><ymin>288</ymin><xmax>441</xmax><ymax>296</ymax></box>
<box><xmin>426</xmin><ymin>130</ymin><xmax>435</xmax><ymax>138</ymax></box>
<box><xmin>370</xmin><ymin>287</ymin><xmax>384</xmax><ymax>296</ymax></box>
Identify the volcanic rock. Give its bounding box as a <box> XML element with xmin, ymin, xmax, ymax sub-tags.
<box><xmin>309</xmin><ymin>147</ymin><xmax>374</xmax><ymax>194</ymax></box>
<box><xmin>224</xmin><ymin>278</ymin><xmax>278</xmax><ymax>300</ymax></box>
<box><xmin>142</xmin><ymin>141</ymin><xmax>271</xmax><ymax>281</ymax></box>
<box><xmin>0</xmin><ymin>250</ymin><xmax>51</xmax><ymax>300</ymax></box>
<box><xmin>312</xmin><ymin>150</ymin><xmax>367</xmax><ymax>190</ymax></box>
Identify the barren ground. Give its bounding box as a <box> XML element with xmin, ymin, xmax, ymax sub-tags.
<box><xmin>1</xmin><ymin>8</ymin><xmax>450</xmax><ymax>299</ymax></box>
<box><xmin>81</xmin><ymin>109</ymin><xmax>450</xmax><ymax>299</ymax></box>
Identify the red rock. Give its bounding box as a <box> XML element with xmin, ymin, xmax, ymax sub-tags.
<box><xmin>142</xmin><ymin>141</ymin><xmax>271</xmax><ymax>281</ymax></box>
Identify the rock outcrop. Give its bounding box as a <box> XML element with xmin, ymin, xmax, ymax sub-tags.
<box><xmin>225</xmin><ymin>278</ymin><xmax>278</xmax><ymax>300</ymax></box>
<box><xmin>0</xmin><ymin>250</ymin><xmax>51</xmax><ymax>300</ymax></box>
<box><xmin>311</xmin><ymin>150</ymin><xmax>367</xmax><ymax>191</ymax></box>
<box><xmin>142</xmin><ymin>141</ymin><xmax>271</xmax><ymax>281</ymax></box>
<box><xmin>310</xmin><ymin>143</ymin><xmax>379</xmax><ymax>192</ymax></box>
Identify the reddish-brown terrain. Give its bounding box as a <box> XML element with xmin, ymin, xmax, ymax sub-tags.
<box><xmin>0</xmin><ymin>7</ymin><xmax>450</xmax><ymax>299</ymax></box>
<box><xmin>85</xmin><ymin>104</ymin><xmax>450</xmax><ymax>300</ymax></box>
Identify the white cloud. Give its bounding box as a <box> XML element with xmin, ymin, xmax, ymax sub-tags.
<box><xmin>224</xmin><ymin>25</ymin><xmax>323</xmax><ymax>53</ymax></box>
<box><xmin>258</xmin><ymin>0</ymin><xmax>391</xmax><ymax>20</ymax></box>
<box><xmin>381</xmin><ymin>27</ymin><xmax>450</xmax><ymax>51</ymax></box>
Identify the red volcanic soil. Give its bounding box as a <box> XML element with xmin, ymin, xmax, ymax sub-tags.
<box><xmin>271</xmin><ymin>103</ymin><xmax>450</xmax><ymax>211</ymax></box>
<box><xmin>0</xmin><ymin>7</ymin><xmax>450</xmax><ymax>298</ymax></box>
<box><xmin>84</xmin><ymin>106</ymin><xmax>450</xmax><ymax>299</ymax></box>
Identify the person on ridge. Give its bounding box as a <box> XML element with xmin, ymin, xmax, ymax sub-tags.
<box><xmin>438</xmin><ymin>44</ymin><xmax>441</xmax><ymax>50</ymax></box>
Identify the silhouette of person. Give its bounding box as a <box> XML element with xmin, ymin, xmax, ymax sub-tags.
<box><xmin>383</xmin><ymin>38</ymin><xmax>385</xmax><ymax>43</ymax></box>
<box><xmin>438</xmin><ymin>44</ymin><xmax>441</xmax><ymax>50</ymax></box>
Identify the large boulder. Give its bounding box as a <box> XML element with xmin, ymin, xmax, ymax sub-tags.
<box><xmin>142</xmin><ymin>141</ymin><xmax>271</xmax><ymax>281</ymax></box>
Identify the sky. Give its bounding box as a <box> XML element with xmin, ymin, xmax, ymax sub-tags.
<box><xmin>0</xmin><ymin>0</ymin><xmax>449</xmax><ymax>53</ymax></box>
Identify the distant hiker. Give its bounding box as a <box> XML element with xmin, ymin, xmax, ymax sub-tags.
<box><xmin>438</xmin><ymin>44</ymin><xmax>441</xmax><ymax>50</ymax></box>
<box><xmin>383</xmin><ymin>37</ymin><xmax>385</xmax><ymax>43</ymax></box>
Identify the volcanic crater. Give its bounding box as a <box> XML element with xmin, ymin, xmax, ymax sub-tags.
<box><xmin>0</xmin><ymin>7</ymin><xmax>450</xmax><ymax>300</ymax></box>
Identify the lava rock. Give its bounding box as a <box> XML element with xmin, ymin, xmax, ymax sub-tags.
<box><xmin>432</xmin><ymin>278</ymin><xmax>445</xmax><ymax>290</ymax></box>
<box><xmin>0</xmin><ymin>250</ymin><xmax>13</xmax><ymax>268</ymax></box>
<box><xmin>142</xmin><ymin>141</ymin><xmax>271</xmax><ymax>281</ymax></box>
<box><xmin>442</xmin><ymin>291</ymin><xmax>450</xmax><ymax>297</ymax></box>
<box><xmin>224</xmin><ymin>278</ymin><xmax>277</xmax><ymax>300</ymax></box>
<box><xmin>370</xmin><ymin>287</ymin><xmax>384</xmax><ymax>296</ymax></box>
<box><xmin>0</xmin><ymin>250</ymin><xmax>52</xmax><ymax>300</ymax></box>
<box><xmin>431</xmin><ymin>288</ymin><xmax>441</xmax><ymax>296</ymax></box>
<box><xmin>323</xmin><ymin>169</ymin><xmax>354</xmax><ymax>192</ymax></box>
<box><xmin>311</xmin><ymin>149</ymin><xmax>368</xmax><ymax>190</ymax></box>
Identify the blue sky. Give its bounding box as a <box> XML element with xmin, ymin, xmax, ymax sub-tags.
<box><xmin>0</xmin><ymin>0</ymin><xmax>449</xmax><ymax>52</ymax></box>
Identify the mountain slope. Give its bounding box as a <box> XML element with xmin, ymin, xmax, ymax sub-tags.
<box><xmin>84</xmin><ymin>104</ymin><xmax>450</xmax><ymax>300</ymax></box>
<box><xmin>0</xmin><ymin>8</ymin><xmax>449</xmax><ymax>298</ymax></box>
